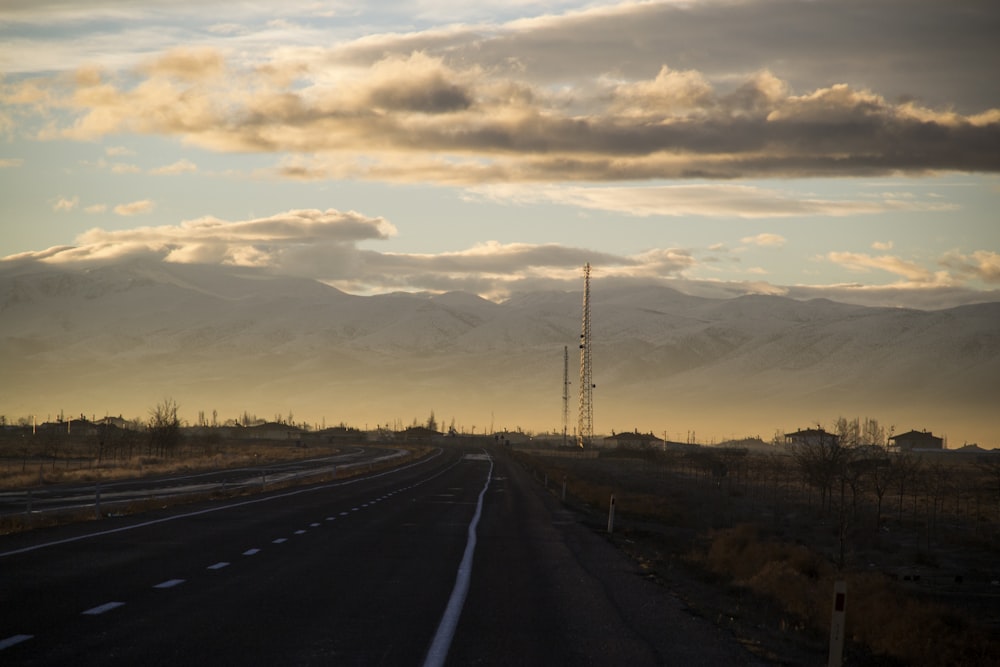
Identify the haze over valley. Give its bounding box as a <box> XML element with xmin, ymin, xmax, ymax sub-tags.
<box><xmin>2</xmin><ymin>259</ymin><xmax>996</xmax><ymax>447</ymax></box>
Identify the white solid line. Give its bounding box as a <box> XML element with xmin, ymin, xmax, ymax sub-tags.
<box><xmin>243</xmin><ymin>548</ymin><xmax>260</xmax><ymax>556</ymax></box>
<box><xmin>154</xmin><ymin>579</ymin><xmax>185</xmax><ymax>589</ymax></box>
<box><xmin>272</xmin><ymin>538</ymin><xmax>287</xmax><ymax>544</ymax></box>
<box><xmin>82</xmin><ymin>601</ymin><xmax>125</xmax><ymax>615</ymax></box>
<box><xmin>0</xmin><ymin>634</ymin><xmax>33</xmax><ymax>651</ymax></box>
<box><xmin>423</xmin><ymin>453</ymin><xmax>493</xmax><ymax>667</ymax></box>
<box><xmin>207</xmin><ymin>562</ymin><xmax>230</xmax><ymax>570</ymax></box>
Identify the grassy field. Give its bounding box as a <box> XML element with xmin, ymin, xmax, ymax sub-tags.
<box><xmin>513</xmin><ymin>446</ymin><xmax>1000</xmax><ymax>666</ymax></box>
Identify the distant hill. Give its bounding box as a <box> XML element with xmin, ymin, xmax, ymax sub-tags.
<box><xmin>2</xmin><ymin>258</ymin><xmax>998</xmax><ymax>446</ymax></box>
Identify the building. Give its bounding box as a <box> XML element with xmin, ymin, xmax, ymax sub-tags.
<box><xmin>890</xmin><ymin>430</ymin><xmax>944</xmax><ymax>451</ymax></box>
<box><xmin>784</xmin><ymin>428</ymin><xmax>839</xmax><ymax>447</ymax></box>
<box><xmin>604</xmin><ymin>430</ymin><xmax>665</xmax><ymax>449</ymax></box>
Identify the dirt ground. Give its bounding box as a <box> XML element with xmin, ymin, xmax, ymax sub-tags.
<box><xmin>514</xmin><ymin>448</ymin><xmax>1000</xmax><ymax>667</ymax></box>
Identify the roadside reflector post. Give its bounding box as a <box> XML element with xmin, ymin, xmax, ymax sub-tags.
<box><xmin>26</xmin><ymin>489</ymin><xmax>32</xmax><ymax>516</ymax></box>
<box><xmin>828</xmin><ymin>579</ymin><xmax>847</xmax><ymax>667</ymax></box>
<box><xmin>607</xmin><ymin>493</ymin><xmax>616</xmax><ymax>535</ymax></box>
<box><xmin>95</xmin><ymin>482</ymin><xmax>102</xmax><ymax>519</ymax></box>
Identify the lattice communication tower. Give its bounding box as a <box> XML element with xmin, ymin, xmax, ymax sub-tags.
<box><xmin>562</xmin><ymin>345</ymin><xmax>570</xmax><ymax>447</ymax></box>
<box><xmin>577</xmin><ymin>263</ymin><xmax>594</xmax><ymax>447</ymax></box>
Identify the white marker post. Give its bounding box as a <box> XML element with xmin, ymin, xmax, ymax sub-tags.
<box><xmin>828</xmin><ymin>579</ymin><xmax>847</xmax><ymax>667</ymax></box>
<box><xmin>607</xmin><ymin>494</ymin><xmax>616</xmax><ymax>535</ymax></box>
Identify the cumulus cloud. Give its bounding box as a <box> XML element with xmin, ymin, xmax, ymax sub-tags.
<box><xmin>940</xmin><ymin>250</ymin><xmax>1000</xmax><ymax>284</ymax></box>
<box><xmin>5</xmin><ymin>25</ymin><xmax>998</xmax><ymax>183</ymax></box>
<box><xmin>113</xmin><ymin>199</ymin><xmax>155</xmax><ymax>216</ymax></box>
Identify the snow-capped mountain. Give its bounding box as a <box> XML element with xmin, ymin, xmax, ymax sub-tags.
<box><xmin>2</xmin><ymin>259</ymin><xmax>997</xmax><ymax>445</ymax></box>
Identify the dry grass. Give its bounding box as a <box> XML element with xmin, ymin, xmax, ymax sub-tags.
<box><xmin>515</xmin><ymin>449</ymin><xmax>1000</xmax><ymax>667</ymax></box>
<box><xmin>0</xmin><ymin>442</ymin><xmax>429</xmax><ymax>536</ymax></box>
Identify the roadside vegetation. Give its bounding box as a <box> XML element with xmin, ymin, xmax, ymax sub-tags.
<box><xmin>513</xmin><ymin>430</ymin><xmax>1000</xmax><ymax>666</ymax></box>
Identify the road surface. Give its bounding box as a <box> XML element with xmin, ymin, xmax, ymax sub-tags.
<box><xmin>0</xmin><ymin>445</ymin><xmax>763</xmax><ymax>665</ymax></box>
<box><xmin>0</xmin><ymin>446</ymin><xmax>402</xmax><ymax>518</ymax></box>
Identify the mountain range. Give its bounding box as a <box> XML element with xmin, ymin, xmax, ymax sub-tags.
<box><xmin>2</xmin><ymin>258</ymin><xmax>998</xmax><ymax>446</ymax></box>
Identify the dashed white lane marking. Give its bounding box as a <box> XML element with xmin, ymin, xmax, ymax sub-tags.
<box><xmin>351</xmin><ymin>507</ymin><xmax>360</xmax><ymax>512</ymax></box>
<box><xmin>339</xmin><ymin>512</ymin><xmax>349</xmax><ymax>516</ymax></box>
<box><xmin>325</xmin><ymin>517</ymin><xmax>336</xmax><ymax>521</ymax></box>
<box><xmin>310</xmin><ymin>522</ymin><xmax>320</xmax><ymax>527</ymax></box>
<box><xmin>294</xmin><ymin>530</ymin><xmax>306</xmax><ymax>535</ymax></box>
<box><xmin>0</xmin><ymin>634</ymin><xmax>33</xmax><ymax>651</ymax></box>
<box><xmin>273</xmin><ymin>538</ymin><xmax>288</xmax><ymax>544</ymax></box>
<box><xmin>154</xmin><ymin>579</ymin><xmax>185</xmax><ymax>589</ymax></box>
<box><xmin>82</xmin><ymin>601</ymin><xmax>125</xmax><ymax>616</ymax></box>
<box><xmin>207</xmin><ymin>562</ymin><xmax>230</xmax><ymax>570</ymax></box>
<box><xmin>243</xmin><ymin>548</ymin><xmax>260</xmax><ymax>556</ymax></box>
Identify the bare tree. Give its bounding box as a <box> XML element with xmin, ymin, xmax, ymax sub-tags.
<box><xmin>148</xmin><ymin>398</ymin><xmax>181</xmax><ymax>458</ymax></box>
<box><xmin>790</xmin><ymin>430</ymin><xmax>850</xmax><ymax>514</ymax></box>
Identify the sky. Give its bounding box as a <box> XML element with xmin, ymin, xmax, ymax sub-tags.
<box><xmin>2</xmin><ymin>0</ymin><xmax>999</xmax><ymax>308</ymax></box>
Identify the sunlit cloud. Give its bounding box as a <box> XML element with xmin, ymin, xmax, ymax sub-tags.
<box><xmin>466</xmin><ymin>183</ymin><xmax>953</xmax><ymax>218</ymax></box>
<box><xmin>113</xmin><ymin>199</ymin><xmax>155</xmax><ymax>216</ymax></box>
<box><xmin>84</xmin><ymin>203</ymin><xmax>107</xmax><ymax>214</ymax></box>
<box><xmin>52</xmin><ymin>195</ymin><xmax>79</xmax><ymax>211</ymax></box>
<box><xmin>872</xmin><ymin>240</ymin><xmax>894</xmax><ymax>251</ymax></box>
<box><xmin>940</xmin><ymin>250</ymin><xmax>1000</xmax><ymax>285</ymax></box>
<box><xmin>0</xmin><ymin>157</ymin><xmax>24</xmax><ymax>168</ymax></box>
<box><xmin>5</xmin><ymin>40</ymin><xmax>997</xmax><ymax>183</ymax></box>
<box><xmin>150</xmin><ymin>158</ymin><xmax>197</xmax><ymax>175</ymax></box>
<box><xmin>741</xmin><ymin>233</ymin><xmax>786</xmax><ymax>248</ymax></box>
<box><xmin>825</xmin><ymin>251</ymin><xmax>948</xmax><ymax>285</ymax></box>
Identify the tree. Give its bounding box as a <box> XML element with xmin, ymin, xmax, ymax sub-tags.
<box><xmin>426</xmin><ymin>410</ymin><xmax>438</xmax><ymax>432</ymax></box>
<box><xmin>790</xmin><ymin>429</ymin><xmax>851</xmax><ymax>514</ymax></box>
<box><xmin>148</xmin><ymin>398</ymin><xmax>181</xmax><ymax>458</ymax></box>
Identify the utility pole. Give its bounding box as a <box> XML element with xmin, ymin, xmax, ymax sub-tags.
<box><xmin>577</xmin><ymin>263</ymin><xmax>594</xmax><ymax>447</ymax></box>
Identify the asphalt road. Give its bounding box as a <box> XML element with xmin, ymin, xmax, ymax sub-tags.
<box><xmin>0</xmin><ymin>445</ymin><xmax>763</xmax><ymax>666</ymax></box>
<box><xmin>0</xmin><ymin>446</ymin><xmax>402</xmax><ymax>518</ymax></box>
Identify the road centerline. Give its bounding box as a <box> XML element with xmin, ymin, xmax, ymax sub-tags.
<box><xmin>422</xmin><ymin>454</ymin><xmax>494</xmax><ymax>667</ymax></box>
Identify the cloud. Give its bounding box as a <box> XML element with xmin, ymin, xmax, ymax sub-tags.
<box><xmin>825</xmin><ymin>251</ymin><xmax>949</xmax><ymax>285</ymax></box>
<box><xmin>940</xmin><ymin>250</ymin><xmax>1000</xmax><ymax>284</ymax></box>
<box><xmin>0</xmin><ymin>157</ymin><xmax>24</xmax><ymax>168</ymax></box>
<box><xmin>465</xmin><ymin>183</ymin><xmax>954</xmax><ymax>218</ymax></box>
<box><xmin>53</xmin><ymin>195</ymin><xmax>79</xmax><ymax>211</ymax></box>
<box><xmin>113</xmin><ymin>199</ymin><xmax>155</xmax><ymax>216</ymax></box>
<box><xmin>84</xmin><ymin>203</ymin><xmax>107</xmax><ymax>214</ymax></box>
<box><xmin>5</xmin><ymin>27</ymin><xmax>998</xmax><ymax>183</ymax></box>
<box><xmin>111</xmin><ymin>162</ymin><xmax>141</xmax><ymax>174</ymax></box>
<box><xmin>741</xmin><ymin>233</ymin><xmax>786</xmax><ymax>248</ymax></box>
<box><xmin>150</xmin><ymin>158</ymin><xmax>197</xmax><ymax>175</ymax></box>
<box><xmin>872</xmin><ymin>240</ymin><xmax>894</xmax><ymax>251</ymax></box>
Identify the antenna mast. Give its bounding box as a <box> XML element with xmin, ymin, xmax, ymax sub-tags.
<box><xmin>562</xmin><ymin>345</ymin><xmax>570</xmax><ymax>447</ymax></box>
<box><xmin>577</xmin><ymin>263</ymin><xmax>593</xmax><ymax>447</ymax></box>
